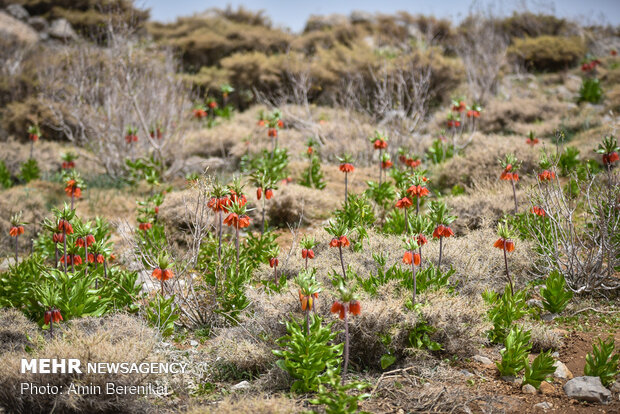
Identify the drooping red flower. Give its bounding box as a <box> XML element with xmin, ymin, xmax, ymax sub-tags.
<box><xmin>402</xmin><ymin>251</ymin><xmax>421</xmax><ymax>265</ymax></box>
<box><xmin>96</xmin><ymin>254</ymin><xmax>104</xmax><ymax>264</ymax></box>
<box><xmin>53</xmin><ymin>233</ymin><xmax>64</xmax><ymax>243</ymax></box>
<box><xmin>531</xmin><ymin>206</ymin><xmax>546</xmax><ymax>217</ymax></box>
<box><xmin>307</xmin><ymin>147</ymin><xmax>314</xmax><ymax>155</ymax></box>
<box><xmin>58</xmin><ymin>219</ymin><xmax>73</xmax><ymax>234</ymax></box>
<box><xmin>224</xmin><ymin>213</ymin><xmax>250</xmax><ymax>228</ymax></box>
<box><xmin>526</xmin><ymin>137</ymin><xmax>540</xmax><ymax>146</ymax></box>
<box><xmin>349</xmin><ymin>300</ymin><xmax>361</xmax><ymax>315</ymax></box>
<box><xmin>406</xmin><ymin>158</ymin><xmax>421</xmax><ymax>168</ymax></box>
<box><xmin>395</xmin><ymin>197</ymin><xmax>413</xmax><ymax>209</ymax></box>
<box><xmin>330</xmin><ymin>301</ymin><xmax>346</xmax><ymax>320</ymax></box>
<box><xmin>329</xmin><ymin>235</ymin><xmax>350</xmax><ymax>248</ymax></box>
<box><xmin>229</xmin><ymin>190</ymin><xmax>247</xmax><ymax>206</ymax></box>
<box><xmin>301</xmin><ymin>248</ymin><xmax>316</xmax><ymax>259</ymax></box>
<box><xmin>417</xmin><ymin>234</ymin><xmax>428</xmax><ymax>246</ymax></box>
<box><xmin>339</xmin><ymin>163</ymin><xmax>354</xmax><ymax>173</ymax></box>
<box><xmin>207</xmin><ymin>196</ymin><xmax>231</xmax><ymax>212</ymax></box>
<box><xmin>602</xmin><ymin>152</ymin><xmax>619</xmax><ymax>165</ymax></box>
<box><xmin>76</xmin><ymin>238</ymin><xmax>85</xmax><ymax>247</ymax></box>
<box><xmin>265</xmin><ymin>188</ymin><xmax>274</xmax><ymax>200</ymax></box>
<box><xmin>29</xmin><ymin>133</ymin><xmax>39</xmax><ymax>142</ymax></box>
<box><xmin>152</xmin><ymin>267</ymin><xmax>174</xmax><ymax>281</ymax></box>
<box><xmin>51</xmin><ymin>309</ymin><xmax>63</xmax><ymax>323</ymax></box>
<box><xmin>493</xmin><ymin>238</ymin><xmax>515</xmax><ymax>252</ymax></box>
<box><xmin>139</xmin><ymin>222</ymin><xmax>152</xmax><ymax>231</ymax></box>
<box><xmin>86</xmin><ymin>234</ymin><xmax>95</xmax><ymax>246</ymax></box>
<box><xmin>269</xmin><ymin>257</ymin><xmax>279</xmax><ymax>268</ymax></box>
<box><xmin>268</xmin><ymin>128</ymin><xmax>278</xmax><ymax>137</ymax></box>
<box><xmin>538</xmin><ymin>170</ymin><xmax>556</xmax><ymax>182</ymax></box>
<box><xmin>87</xmin><ymin>253</ymin><xmax>95</xmax><ymax>263</ymax></box>
<box><xmin>373</xmin><ymin>139</ymin><xmax>388</xmax><ymax>150</ymax></box>
<box><xmin>277</xmin><ymin>120</ymin><xmax>284</xmax><ymax>128</ymax></box>
<box><xmin>257</xmin><ymin>187</ymin><xmax>262</xmax><ymax>200</ymax></box>
<box><xmin>381</xmin><ymin>160</ymin><xmax>393</xmax><ymax>169</ymax></box>
<box><xmin>407</xmin><ymin>185</ymin><xmax>430</xmax><ymax>198</ymax></box>
<box><xmin>208</xmin><ymin>101</ymin><xmax>217</xmax><ymax>109</ymax></box>
<box><xmin>299</xmin><ymin>290</ymin><xmax>316</xmax><ymax>312</ymax></box>
<box><xmin>433</xmin><ymin>224</ymin><xmax>454</xmax><ymax>239</ymax></box>
<box><xmin>44</xmin><ymin>310</ymin><xmax>51</xmax><ymax>325</ymax></box>
<box><xmin>64</xmin><ymin>180</ymin><xmax>82</xmax><ymax>198</ymax></box>
<box><xmin>9</xmin><ymin>226</ymin><xmax>24</xmax><ymax>237</ymax></box>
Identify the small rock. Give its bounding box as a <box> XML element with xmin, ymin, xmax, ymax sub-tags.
<box><xmin>231</xmin><ymin>380</ymin><xmax>251</xmax><ymax>390</ymax></box>
<box><xmin>0</xmin><ymin>11</ymin><xmax>39</xmax><ymax>44</ymax></box>
<box><xmin>189</xmin><ymin>340</ymin><xmax>198</xmax><ymax>347</ymax></box>
<box><xmin>502</xmin><ymin>376</ymin><xmax>523</xmax><ymax>386</ymax></box>
<box><xmin>28</xmin><ymin>16</ymin><xmax>48</xmax><ymax>32</ymax></box>
<box><xmin>522</xmin><ymin>384</ymin><xmax>537</xmax><ymax>394</ymax></box>
<box><xmin>539</xmin><ymin>381</ymin><xmax>554</xmax><ymax>395</ymax></box>
<box><xmin>553</xmin><ymin>361</ymin><xmax>573</xmax><ymax>380</ymax></box>
<box><xmin>551</xmin><ymin>352</ymin><xmax>559</xmax><ymax>358</ymax></box>
<box><xmin>534</xmin><ymin>402</ymin><xmax>553</xmax><ymax>410</ymax></box>
<box><xmin>49</xmin><ymin>18</ymin><xmax>76</xmax><ymax>40</ymax></box>
<box><xmin>527</xmin><ymin>299</ymin><xmax>543</xmax><ymax>309</ymax></box>
<box><xmin>473</xmin><ymin>355</ymin><xmax>493</xmax><ymax>365</ymax></box>
<box><xmin>460</xmin><ymin>369</ymin><xmax>474</xmax><ymax>377</ymax></box>
<box><xmin>542</xmin><ymin>313</ymin><xmax>558</xmax><ymax>321</ymax></box>
<box><xmin>611</xmin><ymin>381</ymin><xmax>620</xmax><ymax>393</ymax></box>
<box><xmin>6</xmin><ymin>4</ymin><xmax>29</xmax><ymax>20</ymax></box>
<box><xmin>563</xmin><ymin>376</ymin><xmax>611</xmax><ymax>403</ymax></box>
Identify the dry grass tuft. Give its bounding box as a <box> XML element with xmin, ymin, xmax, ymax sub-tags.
<box><xmin>520</xmin><ymin>321</ymin><xmax>563</xmax><ymax>352</ymax></box>
<box><xmin>420</xmin><ymin>289</ymin><xmax>490</xmax><ymax>356</ymax></box>
<box><xmin>0</xmin><ymin>313</ymin><xmax>160</xmax><ymax>414</ymax></box>
<box><xmin>186</xmin><ymin>395</ymin><xmax>299</xmax><ymax>414</ymax></box>
<box><xmin>0</xmin><ymin>308</ymin><xmax>42</xmax><ymax>355</ymax></box>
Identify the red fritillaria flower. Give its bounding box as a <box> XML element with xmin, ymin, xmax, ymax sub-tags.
<box><xmin>301</xmin><ymin>248</ymin><xmax>315</xmax><ymax>259</ymax></box>
<box><xmin>265</xmin><ymin>188</ymin><xmax>274</xmax><ymax>200</ymax></box>
<box><xmin>269</xmin><ymin>257</ymin><xmax>279</xmax><ymax>268</ymax></box>
<box><xmin>193</xmin><ymin>108</ymin><xmax>207</xmax><ymax>118</ymax></box>
<box><xmin>330</xmin><ymin>301</ymin><xmax>346</xmax><ymax>320</ymax></box>
<box><xmin>96</xmin><ymin>254</ymin><xmax>104</xmax><ymax>263</ymax></box>
<box><xmin>349</xmin><ymin>300</ymin><xmax>361</xmax><ymax>315</ymax></box>
<box><xmin>433</xmin><ymin>224</ymin><xmax>454</xmax><ymax>239</ymax></box>
<box><xmin>339</xmin><ymin>163</ymin><xmax>354</xmax><ymax>173</ymax></box>
<box><xmin>493</xmin><ymin>238</ymin><xmax>515</xmax><ymax>252</ymax></box>
<box><xmin>224</xmin><ymin>213</ymin><xmax>251</xmax><ymax>228</ymax></box>
<box><xmin>29</xmin><ymin>133</ymin><xmax>39</xmax><ymax>142</ymax></box>
<box><xmin>44</xmin><ymin>310</ymin><xmax>51</xmax><ymax>325</ymax></box>
<box><xmin>277</xmin><ymin>120</ymin><xmax>284</xmax><ymax>128</ymax></box>
<box><xmin>307</xmin><ymin>147</ymin><xmax>314</xmax><ymax>155</ymax></box>
<box><xmin>208</xmin><ymin>101</ymin><xmax>217</xmax><ymax>109</ymax></box>
<box><xmin>76</xmin><ymin>238</ymin><xmax>85</xmax><ymax>247</ymax></box>
<box><xmin>229</xmin><ymin>190</ymin><xmax>247</xmax><ymax>207</ymax></box>
<box><xmin>257</xmin><ymin>187</ymin><xmax>262</xmax><ymax>200</ymax></box>
<box><xmin>395</xmin><ymin>197</ymin><xmax>413</xmax><ymax>209</ymax></box>
<box><xmin>381</xmin><ymin>160</ymin><xmax>393</xmax><ymax>169</ymax></box>
<box><xmin>602</xmin><ymin>152</ymin><xmax>619</xmax><ymax>164</ymax></box>
<box><xmin>152</xmin><ymin>267</ymin><xmax>174</xmax><ymax>281</ymax></box>
<box><xmin>299</xmin><ymin>290</ymin><xmax>318</xmax><ymax>312</ymax></box>
<box><xmin>531</xmin><ymin>206</ymin><xmax>546</xmax><ymax>217</ymax></box>
<box><xmin>64</xmin><ymin>180</ymin><xmax>82</xmax><ymax>198</ymax></box>
<box><xmin>57</xmin><ymin>219</ymin><xmax>73</xmax><ymax>234</ymax></box>
<box><xmin>53</xmin><ymin>233</ymin><xmax>64</xmax><ymax>243</ymax></box>
<box><xmin>417</xmin><ymin>234</ymin><xmax>428</xmax><ymax>246</ymax></box>
<box><xmin>538</xmin><ymin>170</ymin><xmax>556</xmax><ymax>181</ymax></box>
<box><xmin>402</xmin><ymin>251</ymin><xmax>421</xmax><ymax>266</ymax></box>
<box><xmin>330</xmin><ymin>300</ymin><xmax>361</xmax><ymax>320</ymax></box>
<box><xmin>329</xmin><ymin>235</ymin><xmax>350</xmax><ymax>248</ymax></box>
<box><xmin>526</xmin><ymin>137</ymin><xmax>540</xmax><ymax>146</ymax></box>
<box><xmin>45</xmin><ymin>308</ymin><xmax>63</xmax><ymax>325</ymax></box>
<box><xmin>207</xmin><ymin>196</ymin><xmax>231</xmax><ymax>212</ymax></box>
<box><xmin>87</xmin><ymin>253</ymin><xmax>95</xmax><ymax>263</ymax></box>
<box><xmin>139</xmin><ymin>222</ymin><xmax>152</xmax><ymax>231</ymax></box>
<box><xmin>86</xmin><ymin>234</ymin><xmax>95</xmax><ymax>246</ymax></box>
<box><xmin>268</xmin><ymin>128</ymin><xmax>278</xmax><ymax>137</ymax></box>
<box><xmin>406</xmin><ymin>158</ymin><xmax>421</xmax><ymax>168</ymax></box>
<box><xmin>9</xmin><ymin>226</ymin><xmax>24</xmax><ymax>237</ymax></box>
<box><xmin>373</xmin><ymin>139</ymin><xmax>388</xmax><ymax>150</ymax></box>
<box><xmin>407</xmin><ymin>185</ymin><xmax>430</xmax><ymax>198</ymax></box>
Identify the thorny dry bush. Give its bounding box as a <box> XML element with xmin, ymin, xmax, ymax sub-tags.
<box><xmin>525</xmin><ymin>166</ymin><xmax>619</xmax><ymax>294</ymax></box>
<box><xmin>38</xmin><ymin>25</ymin><xmax>191</xmax><ymax>178</ymax></box>
<box><xmin>457</xmin><ymin>11</ymin><xmax>507</xmax><ymax>104</ymax></box>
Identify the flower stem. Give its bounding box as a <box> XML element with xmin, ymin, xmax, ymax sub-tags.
<box><xmin>63</xmin><ymin>228</ymin><xmax>67</xmax><ymax>275</ymax></box>
<box><xmin>416</xmin><ymin>196</ymin><xmax>420</xmax><ymax>216</ymax></box>
<box><xmin>261</xmin><ymin>196</ymin><xmax>266</xmax><ymax>235</ymax></box>
<box><xmin>342</xmin><ymin>306</ymin><xmax>349</xmax><ymax>385</ymax></box>
<box><xmin>84</xmin><ymin>239</ymin><xmax>88</xmax><ymax>276</ymax></box>
<box><xmin>404</xmin><ymin>207</ymin><xmax>409</xmax><ymax>234</ymax></box>
<box><xmin>218</xmin><ymin>210</ymin><xmax>223</xmax><ymax>262</ymax></box>
<box><xmin>338</xmin><ymin>244</ymin><xmax>346</xmax><ymax>280</ymax></box>
<box><xmin>305</xmin><ymin>256</ymin><xmax>308</xmax><ymax>271</ymax></box>
<box><xmin>411</xmin><ymin>251</ymin><xmax>416</xmax><ymax>307</ymax></box>
<box><xmin>511</xmin><ymin>179</ymin><xmax>518</xmax><ymax>215</ymax></box>
<box><xmin>14</xmin><ymin>235</ymin><xmax>18</xmax><ymax>264</ymax></box>
<box><xmin>419</xmin><ymin>245</ymin><xmax>423</xmax><ymax>267</ymax></box>
<box><xmin>438</xmin><ymin>236</ymin><xmax>443</xmax><ymax>270</ymax></box>
<box><xmin>273</xmin><ymin>265</ymin><xmax>277</xmax><ymax>285</ymax></box>
<box><xmin>235</xmin><ymin>223</ymin><xmax>240</xmax><ymax>273</ymax></box>
<box><xmin>344</xmin><ymin>172</ymin><xmax>348</xmax><ymax>205</ymax></box>
<box><xmin>54</xmin><ymin>244</ymin><xmax>58</xmax><ymax>268</ymax></box>
<box><xmin>379</xmin><ymin>148</ymin><xmax>382</xmax><ymax>185</ymax></box>
<box><xmin>503</xmin><ymin>246</ymin><xmax>514</xmax><ymax>295</ymax></box>
<box><xmin>305</xmin><ymin>310</ymin><xmax>310</xmax><ymax>337</ymax></box>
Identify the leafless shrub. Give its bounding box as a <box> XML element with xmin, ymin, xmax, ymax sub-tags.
<box><xmin>38</xmin><ymin>25</ymin><xmax>191</xmax><ymax>178</ymax></box>
<box><xmin>524</xmin><ymin>165</ymin><xmax>619</xmax><ymax>294</ymax></box>
<box><xmin>457</xmin><ymin>11</ymin><xmax>507</xmax><ymax>104</ymax></box>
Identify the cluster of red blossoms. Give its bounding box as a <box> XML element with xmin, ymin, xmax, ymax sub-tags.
<box><xmin>339</xmin><ymin>163</ymin><xmax>354</xmax><ymax>173</ymax></box>
<box><xmin>44</xmin><ymin>308</ymin><xmax>63</xmax><ymax>325</ymax></box>
<box><xmin>433</xmin><ymin>224</ymin><xmax>454</xmax><ymax>238</ymax></box>
<box><xmin>207</xmin><ymin>196</ymin><xmax>232</xmax><ymax>212</ymax></box>
<box><xmin>139</xmin><ymin>222</ymin><xmax>152</xmax><ymax>231</ymax></box>
<box><xmin>29</xmin><ymin>133</ymin><xmax>39</xmax><ymax>142</ymax></box>
<box><xmin>76</xmin><ymin>234</ymin><xmax>95</xmax><ymax>248</ymax></box>
<box><xmin>466</xmin><ymin>109</ymin><xmax>480</xmax><ymax>118</ymax></box>
<box><xmin>301</xmin><ymin>248</ymin><xmax>315</xmax><ymax>259</ymax></box>
<box><xmin>395</xmin><ymin>197</ymin><xmax>413</xmax><ymax>209</ymax></box>
<box><xmin>256</xmin><ymin>187</ymin><xmax>273</xmax><ymax>200</ymax></box>
<box><xmin>152</xmin><ymin>267</ymin><xmax>174</xmax><ymax>281</ymax></box>
<box><xmin>331</xmin><ymin>300</ymin><xmax>361</xmax><ymax>319</ymax></box>
<box><xmin>9</xmin><ymin>225</ymin><xmax>24</xmax><ymax>237</ymax></box>
<box><xmin>87</xmin><ymin>253</ymin><xmax>105</xmax><ymax>263</ymax></box>
<box><xmin>407</xmin><ymin>184</ymin><xmax>430</xmax><ymax>198</ymax></box>
<box><xmin>526</xmin><ymin>137</ymin><xmax>540</xmax><ymax>146</ymax></box>
<box><xmin>64</xmin><ymin>180</ymin><xmax>82</xmax><ymax>198</ymax></box>
<box><xmin>150</xmin><ymin>128</ymin><xmax>163</xmax><ymax>139</ymax></box>
<box><xmin>493</xmin><ymin>238</ymin><xmax>515</xmax><ymax>252</ymax></box>
<box><xmin>58</xmin><ymin>219</ymin><xmax>74</xmax><ymax>234</ymax></box>
<box><xmin>299</xmin><ymin>290</ymin><xmax>318</xmax><ymax>312</ymax></box>
<box><xmin>373</xmin><ymin>138</ymin><xmax>388</xmax><ymax>150</ymax></box>
<box><xmin>193</xmin><ymin>108</ymin><xmax>207</xmax><ymax>118</ymax></box>
<box><xmin>60</xmin><ymin>254</ymin><xmax>83</xmax><ymax>265</ymax></box>
<box><xmin>538</xmin><ymin>170</ymin><xmax>556</xmax><ymax>181</ymax></box>
<box><xmin>581</xmin><ymin>59</ymin><xmax>601</xmax><ymax>72</ymax></box>
<box><xmin>402</xmin><ymin>251</ymin><xmax>421</xmax><ymax>265</ymax></box>
<box><xmin>452</xmin><ymin>100</ymin><xmax>467</xmax><ymax>112</ymax></box>
<box><xmin>62</xmin><ymin>160</ymin><xmax>75</xmax><ymax>169</ymax></box>
<box><xmin>229</xmin><ymin>190</ymin><xmax>247</xmax><ymax>206</ymax></box>
<box><xmin>531</xmin><ymin>206</ymin><xmax>546</xmax><ymax>217</ymax></box>
<box><xmin>602</xmin><ymin>151</ymin><xmax>619</xmax><ymax>165</ymax></box>
<box><xmin>52</xmin><ymin>233</ymin><xmax>64</xmax><ymax>243</ymax></box>
<box><xmin>500</xmin><ymin>165</ymin><xmax>519</xmax><ymax>181</ymax></box>
<box><xmin>223</xmin><ymin>213</ymin><xmax>250</xmax><ymax>228</ymax></box>
<box><xmin>399</xmin><ymin>157</ymin><xmax>421</xmax><ymax>168</ymax></box>
<box><xmin>329</xmin><ymin>235</ymin><xmax>350</xmax><ymax>248</ymax></box>
<box><xmin>446</xmin><ymin>119</ymin><xmax>461</xmax><ymax>128</ymax></box>
<box><xmin>269</xmin><ymin>257</ymin><xmax>279</xmax><ymax>268</ymax></box>
<box><xmin>125</xmin><ymin>133</ymin><xmax>138</xmax><ymax>143</ymax></box>
<box><xmin>381</xmin><ymin>159</ymin><xmax>393</xmax><ymax>169</ymax></box>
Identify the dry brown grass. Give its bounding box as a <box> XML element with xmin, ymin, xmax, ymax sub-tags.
<box><xmin>0</xmin><ymin>182</ymin><xmax>49</xmax><ymax>254</ymax></box>
<box><xmin>0</xmin><ymin>308</ymin><xmax>43</xmax><ymax>355</ymax></box>
<box><xmin>479</xmin><ymin>96</ymin><xmax>569</xmax><ymax>135</ymax></box>
<box><xmin>186</xmin><ymin>395</ymin><xmax>300</xmax><ymax>414</ymax></box>
<box><xmin>520</xmin><ymin>321</ymin><xmax>563</xmax><ymax>352</ymax></box>
<box><xmin>0</xmin><ymin>313</ymin><xmax>160</xmax><ymax>414</ymax></box>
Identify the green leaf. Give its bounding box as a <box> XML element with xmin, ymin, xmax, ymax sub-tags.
<box><xmin>380</xmin><ymin>354</ymin><xmax>397</xmax><ymax>370</ymax></box>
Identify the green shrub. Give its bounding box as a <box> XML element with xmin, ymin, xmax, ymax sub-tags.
<box><xmin>497</xmin><ymin>12</ymin><xmax>576</xmax><ymax>39</ymax></box>
<box><xmin>484</xmin><ymin>285</ymin><xmax>528</xmax><ymax>344</ymax></box>
<box><xmin>144</xmin><ymin>294</ymin><xmax>178</xmax><ymax>338</ymax></box>
<box><xmin>584</xmin><ymin>337</ymin><xmax>620</xmax><ymax>386</ymax></box>
<box><xmin>507</xmin><ymin>36</ymin><xmax>585</xmax><ymax>72</ymax></box>
<box><xmin>523</xmin><ymin>350</ymin><xmax>556</xmax><ymax>388</ymax></box>
<box><xmin>408</xmin><ymin>320</ymin><xmax>442</xmax><ymax>351</ymax></box>
<box><xmin>496</xmin><ymin>325</ymin><xmax>532</xmax><ymax>376</ymax></box>
<box><xmin>578</xmin><ymin>78</ymin><xmax>603</xmax><ymax>104</ymax></box>
<box><xmin>540</xmin><ymin>271</ymin><xmax>573</xmax><ymax>313</ymax></box>
<box><xmin>273</xmin><ymin>315</ymin><xmax>343</xmax><ymax>393</ymax></box>
<box><xmin>310</xmin><ymin>368</ymin><xmax>371</xmax><ymax>414</ymax></box>
<box><xmin>0</xmin><ymin>160</ymin><xmax>12</xmax><ymax>188</ymax></box>
<box><xmin>19</xmin><ymin>159</ymin><xmax>40</xmax><ymax>183</ymax></box>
